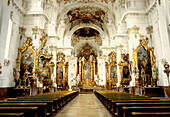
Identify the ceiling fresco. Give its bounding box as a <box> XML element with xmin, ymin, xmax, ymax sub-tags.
<box><xmin>71</xmin><ymin>28</ymin><xmax>102</xmax><ymax>47</ymax></box>
<box><xmin>67</xmin><ymin>6</ymin><xmax>107</xmax><ymax>30</ymax></box>
<box><xmin>73</xmin><ymin>28</ymin><xmax>99</xmax><ymax>37</ymax></box>
<box><xmin>62</xmin><ymin>0</ymin><xmax>115</xmax><ymax>4</ymax></box>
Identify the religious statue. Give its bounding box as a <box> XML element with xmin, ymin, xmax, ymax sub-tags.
<box><xmin>152</xmin><ymin>65</ymin><xmax>158</xmax><ymax>87</ymax></box>
<box><xmin>141</xmin><ymin>68</ymin><xmax>147</xmax><ymax>87</ymax></box>
<box><xmin>133</xmin><ymin>66</ymin><xmax>140</xmax><ymax>86</ymax></box>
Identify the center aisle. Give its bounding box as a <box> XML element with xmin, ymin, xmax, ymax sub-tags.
<box><xmin>55</xmin><ymin>94</ymin><xmax>112</xmax><ymax>117</ymax></box>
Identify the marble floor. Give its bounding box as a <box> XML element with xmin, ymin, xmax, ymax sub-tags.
<box><xmin>54</xmin><ymin>94</ymin><xmax>112</xmax><ymax>117</ymax></box>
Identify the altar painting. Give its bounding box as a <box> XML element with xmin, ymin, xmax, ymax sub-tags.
<box><xmin>56</xmin><ymin>64</ymin><xmax>63</xmax><ymax>79</ymax></box>
<box><xmin>20</xmin><ymin>48</ymin><xmax>34</xmax><ymax>79</ymax></box>
<box><xmin>137</xmin><ymin>47</ymin><xmax>152</xmax><ymax>76</ymax></box>
<box><xmin>83</xmin><ymin>63</ymin><xmax>92</xmax><ymax>79</ymax></box>
<box><xmin>110</xmin><ymin>65</ymin><xmax>117</xmax><ymax>78</ymax></box>
<box><xmin>123</xmin><ymin>66</ymin><xmax>130</xmax><ymax>78</ymax></box>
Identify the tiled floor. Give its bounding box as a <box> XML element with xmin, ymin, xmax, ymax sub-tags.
<box><xmin>54</xmin><ymin>94</ymin><xmax>112</xmax><ymax>117</ymax></box>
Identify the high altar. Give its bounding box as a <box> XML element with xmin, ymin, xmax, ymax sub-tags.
<box><xmin>75</xmin><ymin>43</ymin><xmax>98</xmax><ymax>88</ymax></box>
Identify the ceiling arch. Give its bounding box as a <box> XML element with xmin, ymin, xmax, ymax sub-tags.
<box><xmin>63</xmin><ymin>22</ymin><xmax>109</xmax><ymax>41</ymax></box>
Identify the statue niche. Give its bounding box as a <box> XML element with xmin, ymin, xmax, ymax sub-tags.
<box><xmin>119</xmin><ymin>53</ymin><xmax>132</xmax><ymax>87</ymax></box>
<box><xmin>132</xmin><ymin>38</ymin><xmax>157</xmax><ymax>87</ymax></box>
<box><xmin>16</xmin><ymin>37</ymin><xmax>37</xmax><ymax>88</ymax></box>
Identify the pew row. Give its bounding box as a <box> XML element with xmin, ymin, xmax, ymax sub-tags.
<box><xmin>131</xmin><ymin>112</ymin><xmax>170</xmax><ymax>117</ymax></box>
<box><xmin>0</xmin><ymin>113</ymin><xmax>24</xmax><ymax>117</ymax></box>
<box><xmin>95</xmin><ymin>90</ymin><xmax>170</xmax><ymax>117</ymax></box>
<box><xmin>1</xmin><ymin>91</ymin><xmax>78</xmax><ymax>117</ymax></box>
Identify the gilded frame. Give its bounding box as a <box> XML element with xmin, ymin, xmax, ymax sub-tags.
<box><xmin>132</xmin><ymin>39</ymin><xmax>155</xmax><ymax>86</ymax></box>
<box><xmin>56</xmin><ymin>62</ymin><xmax>65</xmax><ymax>80</ymax></box>
<box><xmin>108</xmin><ymin>51</ymin><xmax>117</xmax><ymax>86</ymax></box>
<box><xmin>109</xmin><ymin>62</ymin><xmax>117</xmax><ymax>86</ymax></box>
<box><xmin>16</xmin><ymin>38</ymin><xmax>37</xmax><ymax>78</ymax></box>
<box><xmin>132</xmin><ymin>40</ymin><xmax>155</xmax><ymax>69</ymax></box>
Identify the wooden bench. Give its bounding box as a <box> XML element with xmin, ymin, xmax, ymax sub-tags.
<box><xmin>131</xmin><ymin>112</ymin><xmax>170</xmax><ymax>117</ymax></box>
<box><xmin>0</xmin><ymin>112</ymin><xmax>24</xmax><ymax>117</ymax></box>
<box><xmin>7</xmin><ymin>98</ymin><xmax>59</xmax><ymax>112</ymax></box>
<box><xmin>95</xmin><ymin>90</ymin><xmax>170</xmax><ymax>117</ymax></box>
<box><xmin>116</xmin><ymin>102</ymin><xmax>170</xmax><ymax>117</ymax></box>
<box><xmin>0</xmin><ymin>103</ymin><xmax>47</xmax><ymax>117</ymax></box>
<box><xmin>6</xmin><ymin>91</ymin><xmax>79</xmax><ymax>116</ymax></box>
<box><xmin>123</xmin><ymin>106</ymin><xmax>170</xmax><ymax>117</ymax></box>
<box><xmin>2</xmin><ymin>101</ymin><xmax>53</xmax><ymax>117</ymax></box>
<box><xmin>0</xmin><ymin>107</ymin><xmax>38</xmax><ymax>117</ymax></box>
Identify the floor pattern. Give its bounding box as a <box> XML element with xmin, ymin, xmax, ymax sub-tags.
<box><xmin>55</xmin><ymin>94</ymin><xmax>112</xmax><ymax>117</ymax></box>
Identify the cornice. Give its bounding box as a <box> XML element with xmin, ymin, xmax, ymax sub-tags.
<box><xmin>112</xmin><ymin>34</ymin><xmax>128</xmax><ymax>40</ymax></box>
<box><xmin>120</xmin><ymin>1</ymin><xmax>157</xmax><ymax>22</ymax></box>
<box><xmin>24</xmin><ymin>12</ymin><xmax>50</xmax><ymax>22</ymax></box>
<box><xmin>12</xmin><ymin>0</ymin><xmax>25</xmax><ymax>15</ymax></box>
<box><xmin>146</xmin><ymin>1</ymin><xmax>157</xmax><ymax>15</ymax></box>
<box><xmin>100</xmin><ymin>46</ymin><xmax>116</xmax><ymax>49</ymax></box>
<box><xmin>12</xmin><ymin>0</ymin><xmax>50</xmax><ymax>22</ymax></box>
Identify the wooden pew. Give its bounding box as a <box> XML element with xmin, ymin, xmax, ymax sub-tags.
<box><xmin>7</xmin><ymin>91</ymin><xmax>78</xmax><ymax>116</ymax></box>
<box><xmin>116</xmin><ymin>102</ymin><xmax>170</xmax><ymax>117</ymax></box>
<box><xmin>131</xmin><ymin>112</ymin><xmax>170</xmax><ymax>117</ymax></box>
<box><xmin>123</xmin><ymin>106</ymin><xmax>170</xmax><ymax>117</ymax></box>
<box><xmin>110</xmin><ymin>99</ymin><xmax>170</xmax><ymax>115</ymax></box>
<box><xmin>95</xmin><ymin>91</ymin><xmax>159</xmax><ymax>114</ymax></box>
<box><xmin>2</xmin><ymin>101</ymin><xmax>53</xmax><ymax>117</ymax></box>
<box><xmin>0</xmin><ymin>107</ymin><xmax>38</xmax><ymax>117</ymax></box>
<box><xmin>7</xmin><ymin>98</ymin><xmax>59</xmax><ymax>112</ymax></box>
<box><xmin>0</xmin><ymin>103</ymin><xmax>47</xmax><ymax>117</ymax></box>
<box><xmin>0</xmin><ymin>112</ymin><xmax>24</xmax><ymax>117</ymax></box>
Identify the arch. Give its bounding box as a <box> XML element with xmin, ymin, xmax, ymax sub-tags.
<box><xmin>73</xmin><ymin>40</ymin><xmax>101</xmax><ymax>57</ymax></box>
<box><xmin>63</xmin><ymin>23</ymin><xmax>109</xmax><ymax>42</ymax></box>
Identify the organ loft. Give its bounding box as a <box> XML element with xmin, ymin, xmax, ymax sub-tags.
<box><xmin>0</xmin><ymin>0</ymin><xmax>170</xmax><ymax>117</ymax></box>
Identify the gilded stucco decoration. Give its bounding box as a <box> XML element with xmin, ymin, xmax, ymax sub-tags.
<box><xmin>127</xmin><ymin>25</ymin><xmax>140</xmax><ymax>38</ymax></box>
<box><xmin>63</xmin><ymin>0</ymin><xmax>115</xmax><ymax>4</ymax></box>
<box><xmin>146</xmin><ymin>25</ymin><xmax>153</xmax><ymax>39</ymax></box>
<box><xmin>32</xmin><ymin>26</ymin><xmax>40</xmax><ymax>39</ymax></box>
<box><xmin>19</xmin><ymin>27</ymin><xmax>26</xmax><ymax>41</ymax></box>
<box><xmin>77</xmin><ymin>43</ymin><xmax>97</xmax><ymax>61</ymax></box>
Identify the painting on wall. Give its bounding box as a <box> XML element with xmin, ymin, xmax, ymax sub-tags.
<box><xmin>110</xmin><ymin>65</ymin><xmax>117</xmax><ymax>79</ymax></box>
<box><xmin>137</xmin><ymin>47</ymin><xmax>152</xmax><ymax>75</ymax></box>
<box><xmin>56</xmin><ymin>64</ymin><xmax>63</xmax><ymax>79</ymax></box>
<box><xmin>20</xmin><ymin>48</ymin><xmax>34</xmax><ymax>79</ymax></box>
<box><xmin>83</xmin><ymin>63</ymin><xmax>92</xmax><ymax>79</ymax></box>
<box><xmin>123</xmin><ymin>66</ymin><xmax>130</xmax><ymax>78</ymax></box>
